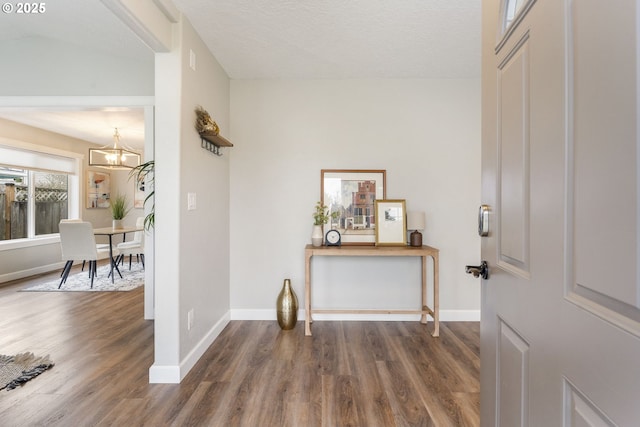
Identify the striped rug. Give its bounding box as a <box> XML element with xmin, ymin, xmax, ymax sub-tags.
<box><xmin>0</xmin><ymin>353</ymin><xmax>54</xmax><ymax>391</ymax></box>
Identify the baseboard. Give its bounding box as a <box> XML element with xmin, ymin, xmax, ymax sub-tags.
<box><xmin>149</xmin><ymin>311</ymin><xmax>231</xmax><ymax>384</ymax></box>
<box><xmin>230</xmin><ymin>309</ymin><xmax>480</xmax><ymax>322</ymax></box>
<box><xmin>0</xmin><ymin>261</ymin><xmax>65</xmax><ymax>284</ymax></box>
<box><xmin>436</xmin><ymin>310</ymin><xmax>480</xmax><ymax>321</ymax></box>
<box><xmin>179</xmin><ymin>311</ymin><xmax>230</xmax><ymax>380</ymax></box>
<box><xmin>148</xmin><ymin>364</ymin><xmax>181</xmax><ymax>384</ymax></box>
<box><xmin>230</xmin><ymin>309</ymin><xmax>277</xmax><ymax>320</ymax></box>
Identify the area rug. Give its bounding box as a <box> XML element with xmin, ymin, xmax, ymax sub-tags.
<box><xmin>0</xmin><ymin>353</ymin><xmax>54</xmax><ymax>391</ymax></box>
<box><xmin>22</xmin><ymin>263</ymin><xmax>144</xmax><ymax>292</ymax></box>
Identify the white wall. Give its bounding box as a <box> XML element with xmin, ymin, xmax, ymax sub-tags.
<box><xmin>151</xmin><ymin>14</ymin><xmax>231</xmax><ymax>383</ymax></box>
<box><xmin>0</xmin><ymin>37</ymin><xmax>153</xmax><ymax>96</ymax></box>
<box><xmin>230</xmin><ymin>79</ymin><xmax>481</xmax><ymax>320</ymax></box>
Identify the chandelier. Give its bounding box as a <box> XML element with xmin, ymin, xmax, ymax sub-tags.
<box><xmin>89</xmin><ymin>128</ymin><xmax>141</xmax><ymax>170</ymax></box>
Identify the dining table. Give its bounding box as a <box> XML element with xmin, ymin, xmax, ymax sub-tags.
<box><xmin>93</xmin><ymin>226</ymin><xmax>144</xmax><ymax>283</ymax></box>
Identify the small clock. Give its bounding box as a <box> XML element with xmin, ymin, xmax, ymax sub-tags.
<box><xmin>325</xmin><ymin>229</ymin><xmax>341</xmax><ymax>246</ymax></box>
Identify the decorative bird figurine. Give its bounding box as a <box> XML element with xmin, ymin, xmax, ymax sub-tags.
<box><xmin>195</xmin><ymin>105</ymin><xmax>219</xmax><ymax>135</ymax></box>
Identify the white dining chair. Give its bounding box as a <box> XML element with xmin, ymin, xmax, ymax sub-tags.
<box><xmin>116</xmin><ymin>216</ymin><xmax>145</xmax><ymax>270</ymax></box>
<box><xmin>60</xmin><ymin>219</ymin><xmax>109</xmax><ymax>272</ymax></box>
<box><xmin>58</xmin><ymin>221</ymin><xmax>120</xmax><ymax>288</ymax></box>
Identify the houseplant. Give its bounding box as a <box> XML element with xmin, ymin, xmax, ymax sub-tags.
<box><xmin>312</xmin><ymin>201</ymin><xmax>338</xmax><ymax>246</ymax></box>
<box><xmin>129</xmin><ymin>160</ymin><xmax>154</xmax><ymax>230</ymax></box>
<box><xmin>109</xmin><ymin>193</ymin><xmax>130</xmax><ymax>229</ymax></box>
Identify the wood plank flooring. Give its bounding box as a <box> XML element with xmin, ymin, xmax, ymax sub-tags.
<box><xmin>0</xmin><ymin>266</ymin><xmax>479</xmax><ymax>426</ymax></box>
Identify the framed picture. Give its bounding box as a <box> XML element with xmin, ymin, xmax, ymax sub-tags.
<box><xmin>374</xmin><ymin>199</ymin><xmax>407</xmax><ymax>246</ymax></box>
<box><xmin>86</xmin><ymin>170</ymin><xmax>110</xmax><ymax>209</ymax></box>
<box><xmin>321</xmin><ymin>169</ymin><xmax>386</xmax><ymax>245</ymax></box>
<box><xmin>134</xmin><ymin>174</ymin><xmax>145</xmax><ymax>209</ymax></box>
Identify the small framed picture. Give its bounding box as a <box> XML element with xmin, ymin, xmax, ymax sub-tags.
<box><xmin>374</xmin><ymin>199</ymin><xmax>407</xmax><ymax>246</ymax></box>
<box><xmin>86</xmin><ymin>170</ymin><xmax>110</xmax><ymax>209</ymax></box>
<box><xmin>134</xmin><ymin>174</ymin><xmax>145</xmax><ymax>209</ymax></box>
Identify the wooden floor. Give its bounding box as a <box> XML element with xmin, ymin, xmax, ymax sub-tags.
<box><xmin>0</xmin><ymin>266</ymin><xmax>479</xmax><ymax>427</ymax></box>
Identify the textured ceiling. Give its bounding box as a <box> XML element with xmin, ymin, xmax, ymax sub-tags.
<box><xmin>0</xmin><ymin>0</ymin><xmax>481</xmax><ymax>79</ymax></box>
<box><xmin>174</xmin><ymin>0</ymin><xmax>482</xmax><ymax>79</ymax></box>
<box><xmin>0</xmin><ymin>107</ymin><xmax>146</xmax><ymax>148</ymax></box>
<box><xmin>0</xmin><ymin>0</ymin><xmax>152</xmax><ymax>60</ymax></box>
<box><xmin>0</xmin><ymin>0</ymin><xmax>481</xmax><ymax>147</ymax></box>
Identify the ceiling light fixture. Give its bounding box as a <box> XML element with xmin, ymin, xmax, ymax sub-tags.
<box><xmin>89</xmin><ymin>128</ymin><xmax>141</xmax><ymax>170</ymax></box>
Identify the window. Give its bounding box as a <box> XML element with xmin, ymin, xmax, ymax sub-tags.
<box><xmin>502</xmin><ymin>0</ymin><xmax>531</xmax><ymax>33</ymax></box>
<box><xmin>0</xmin><ymin>141</ymin><xmax>81</xmax><ymax>246</ymax></box>
<box><xmin>0</xmin><ymin>167</ymin><xmax>69</xmax><ymax>240</ymax></box>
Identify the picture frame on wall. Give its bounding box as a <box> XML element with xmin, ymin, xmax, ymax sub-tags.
<box><xmin>321</xmin><ymin>169</ymin><xmax>386</xmax><ymax>245</ymax></box>
<box><xmin>86</xmin><ymin>170</ymin><xmax>110</xmax><ymax>209</ymax></box>
<box><xmin>133</xmin><ymin>174</ymin><xmax>145</xmax><ymax>209</ymax></box>
<box><xmin>374</xmin><ymin>199</ymin><xmax>407</xmax><ymax>246</ymax></box>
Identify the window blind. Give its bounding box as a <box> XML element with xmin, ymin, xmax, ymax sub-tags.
<box><xmin>0</xmin><ymin>145</ymin><xmax>78</xmax><ymax>174</ymax></box>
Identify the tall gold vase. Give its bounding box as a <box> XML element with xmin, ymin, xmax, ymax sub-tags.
<box><xmin>276</xmin><ymin>279</ymin><xmax>298</xmax><ymax>330</ymax></box>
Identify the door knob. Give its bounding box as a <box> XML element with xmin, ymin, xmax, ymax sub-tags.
<box><xmin>465</xmin><ymin>261</ymin><xmax>489</xmax><ymax>279</ymax></box>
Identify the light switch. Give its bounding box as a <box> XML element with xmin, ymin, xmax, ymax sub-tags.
<box><xmin>189</xmin><ymin>49</ymin><xmax>196</xmax><ymax>71</ymax></box>
<box><xmin>187</xmin><ymin>192</ymin><xmax>196</xmax><ymax>210</ymax></box>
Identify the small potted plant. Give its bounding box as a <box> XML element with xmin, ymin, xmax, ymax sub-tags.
<box><xmin>110</xmin><ymin>193</ymin><xmax>130</xmax><ymax>229</ymax></box>
<box><xmin>311</xmin><ymin>201</ymin><xmax>338</xmax><ymax>246</ymax></box>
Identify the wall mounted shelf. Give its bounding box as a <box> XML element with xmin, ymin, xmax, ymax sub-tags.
<box><xmin>199</xmin><ymin>131</ymin><xmax>233</xmax><ymax>156</ymax></box>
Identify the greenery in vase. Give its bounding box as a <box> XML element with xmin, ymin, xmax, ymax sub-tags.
<box><xmin>110</xmin><ymin>193</ymin><xmax>131</xmax><ymax>220</ymax></box>
<box><xmin>313</xmin><ymin>201</ymin><xmax>339</xmax><ymax>226</ymax></box>
<box><xmin>129</xmin><ymin>160</ymin><xmax>155</xmax><ymax>230</ymax></box>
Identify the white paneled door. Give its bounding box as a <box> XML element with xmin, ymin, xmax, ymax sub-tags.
<box><xmin>479</xmin><ymin>0</ymin><xmax>640</xmax><ymax>425</ymax></box>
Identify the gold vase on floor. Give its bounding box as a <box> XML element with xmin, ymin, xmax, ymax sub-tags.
<box><xmin>276</xmin><ymin>279</ymin><xmax>298</xmax><ymax>330</ymax></box>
